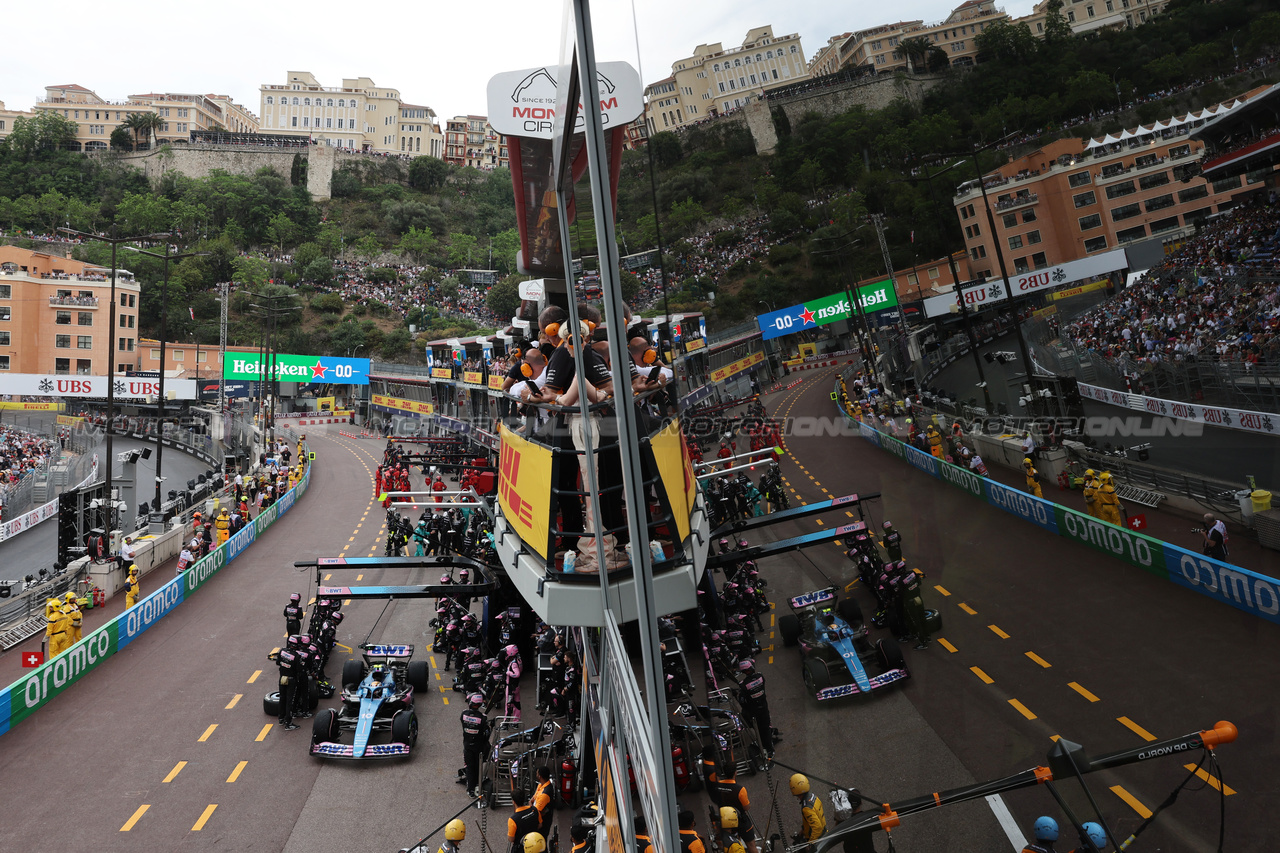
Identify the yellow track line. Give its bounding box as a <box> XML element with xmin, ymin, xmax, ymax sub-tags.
<box><xmin>970</xmin><ymin>666</ymin><xmax>994</xmax><ymax>684</ymax></box>
<box><xmin>247</xmin><ymin>670</ymin><xmax>261</xmax><ymax>684</ymax></box>
<box><xmin>1183</xmin><ymin>764</ymin><xmax>1236</xmax><ymax>795</ymax></box>
<box><xmin>958</xmin><ymin>603</ymin><xmax>977</xmax><ymax>615</ymax></box>
<box><xmin>1117</xmin><ymin>716</ymin><xmax>1157</xmax><ymax>741</ymax></box>
<box><xmin>1008</xmin><ymin>699</ymin><xmax>1037</xmax><ymax>720</ymax></box>
<box><xmin>225</xmin><ymin>693</ymin><xmax>242</xmax><ymax>710</ymax></box>
<box><xmin>120</xmin><ymin>805</ymin><xmax>149</xmax><ymax>832</ymax></box>
<box><xmin>255</xmin><ymin>723</ymin><xmax>273</xmax><ymax>742</ymax></box>
<box><xmin>198</xmin><ymin>724</ymin><xmax>217</xmax><ymax>742</ymax></box>
<box><xmin>1068</xmin><ymin>682</ymin><xmax>1100</xmax><ymax>702</ymax></box>
<box><xmin>936</xmin><ymin>638</ymin><xmax>958</xmax><ymax>653</ymax></box>
<box><xmin>162</xmin><ymin>761</ymin><xmax>186</xmax><ymax>783</ymax></box>
<box><xmin>192</xmin><ymin>804</ymin><xmax>218</xmax><ymax>831</ymax></box>
<box><xmin>988</xmin><ymin>624</ymin><xmax>1010</xmax><ymax>639</ymax></box>
<box><xmin>1025</xmin><ymin>652</ymin><xmax>1052</xmax><ymax>668</ymax></box>
<box><xmin>1109</xmin><ymin>785</ymin><xmax>1153</xmax><ymax>818</ymax></box>
<box><xmin>226</xmin><ymin>760</ymin><xmax>248</xmax><ymax>783</ymax></box>
<box><xmin>933</xmin><ymin>585</ymin><xmax>951</xmax><ymax>597</ymax></box>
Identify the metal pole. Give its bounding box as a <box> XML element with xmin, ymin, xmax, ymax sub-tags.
<box><xmin>156</xmin><ymin>243</ymin><xmax>168</xmax><ymax>512</ymax></box>
<box><xmin>107</xmin><ymin>240</ymin><xmax>117</xmax><ymax>531</ymax></box>
<box><xmin>571</xmin><ymin>4</ymin><xmax>680</xmax><ymax>852</ymax></box>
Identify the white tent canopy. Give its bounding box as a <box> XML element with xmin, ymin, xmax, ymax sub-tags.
<box><xmin>1085</xmin><ymin>99</ymin><xmax>1252</xmax><ymax>149</ymax></box>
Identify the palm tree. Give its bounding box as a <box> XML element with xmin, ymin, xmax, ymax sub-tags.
<box><xmin>124</xmin><ymin>112</ymin><xmax>162</xmax><ymax>150</ymax></box>
<box><xmin>900</xmin><ymin>36</ymin><xmax>932</xmax><ymax>74</ymax></box>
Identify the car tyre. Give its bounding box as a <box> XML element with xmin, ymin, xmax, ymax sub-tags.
<box><xmin>924</xmin><ymin>608</ymin><xmax>942</xmax><ymax>634</ymax></box>
<box><xmin>778</xmin><ymin>615</ymin><xmax>801</xmax><ymax>647</ymax></box>
<box><xmin>877</xmin><ymin>639</ymin><xmax>907</xmax><ymax>674</ymax></box>
<box><xmin>342</xmin><ymin>658</ymin><xmax>364</xmax><ymax>690</ymax></box>
<box><xmin>307</xmin><ymin>676</ymin><xmax>320</xmax><ymax>710</ymax></box>
<box><xmin>407</xmin><ymin>660</ymin><xmax>430</xmax><ymax>691</ymax></box>
<box><xmin>312</xmin><ymin>708</ymin><xmax>338</xmax><ymax>745</ymax></box>
<box><xmin>837</xmin><ymin>597</ymin><xmax>863</xmax><ymax>627</ymax></box>
<box><xmin>802</xmin><ymin>657</ymin><xmax>830</xmax><ymax>692</ymax></box>
<box><xmin>263</xmin><ymin>691</ymin><xmax>281</xmax><ymax>717</ymax></box>
<box><xmin>392</xmin><ymin>709</ymin><xmax>419</xmax><ymax>748</ymax></box>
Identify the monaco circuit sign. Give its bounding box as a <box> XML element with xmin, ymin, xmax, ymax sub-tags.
<box><xmin>486</xmin><ymin>62</ymin><xmax>643</xmax><ymax>140</ymax></box>
<box><xmin>0</xmin><ymin>374</ymin><xmax>198</xmax><ymax>400</ymax></box>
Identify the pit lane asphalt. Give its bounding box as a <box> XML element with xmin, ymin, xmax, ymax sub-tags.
<box><xmin>766</xmin><ymin>365</ymin><xmax>1279</xmax><ymax>851</ymax></box>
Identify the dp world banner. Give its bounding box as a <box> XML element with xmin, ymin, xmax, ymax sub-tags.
<box><xmin>758</xmin><ymin>281</ymin><xmax>899</xmax><ymax>341</ymax></box>
<box><xmin>0</xmin><ymin>459</ymin><xmax>313</xmax><ymax>737</ymax></box>
<box><xmin>223</xmin><ymin>354</ymin><xmax>371</xmax><ymax>386</ymax></box>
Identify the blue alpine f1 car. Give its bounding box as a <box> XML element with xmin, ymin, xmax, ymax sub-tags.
<box><xmin>778</xmin><ymin>588</ymin><xmax>909</xmax><ymax>701</ymax></box>
<box><xmin>310</xmin><ymin>643</ymin><xmax>428</xmax><ymax>758</ymax></box>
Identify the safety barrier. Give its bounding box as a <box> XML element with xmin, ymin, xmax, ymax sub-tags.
<box><xmin>0</xmin><ymin>452</ymin><xmax>314</xmax><ymax>738</ymax></box>
<box><xmin>834</xmin><ymin>382</ymin><xmax>1280</xmax><ymax>627</ymax></box>
<box><xmin>0</xmin><ymin>457</ymin><xmax>100</xmax><ymax>542</ymax></box>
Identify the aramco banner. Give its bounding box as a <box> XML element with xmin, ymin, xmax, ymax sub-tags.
<box><xmin>757</xmin><ymin>281</ymin><xmax>899</xmax><ymax>341</ymax></box>
<box><xmin>222</xmin><ymin>354</ymin><xmax>371</xmax><ymax>385</ymax></box>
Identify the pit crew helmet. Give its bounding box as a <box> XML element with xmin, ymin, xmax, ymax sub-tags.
<box><xmin>446</xmin><ymin>820</ymin><xmax>466</xmax><ymax>842</ymax></box>
<box><xmin>738</xmin><ymin>659</ymin><xmax>755</xmax><ymax>673</ymax></box>
<box><xmin>719</xmin><ymin>807</ymin><xmax>739</xmax><ymax>830</ymax></box>
<box><xmin>882</xmin><ymin>520</ymin><xmax>893</xmax><ymax>530</ymax></box>
<box><xmin>523</xmin><ymin>833</ymin><xmax>547</xmax><ymax>853</ymax></box>
<box><xmin>1033</xmin><ymin>816</ymin><xmax>1059</xmax><ymax>842</ymax></box>
<box><xmin>1081</xmin><ymin>822</ymin><xmax>1105</xmax><ymax>847</ymax></box>
<box><xmin>505</xmin><ymin>644</ymin><xmax>519</xmax><ymax>659</ymax></box>
<box><xmin>288</xmin><ymin>592</ymin><xmax>301</xmax><ymax>603</ymax></box>
<box><xmin>467</xmin><ymin>693</ymin><xmax>484</xmax><ymax>709</ymax></box>
<box><xmin>789</xmin><ymin>774</ymin><xmax>810</xmax><ymax>796</ymax></box>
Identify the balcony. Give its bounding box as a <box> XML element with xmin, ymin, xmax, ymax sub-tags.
<box><xmin>994</xmin><ymin>192</ymin><xmax>1037</xmax><ymax>212</ymax></box>
<box><xmin>1096</xmin><ymin>164</ymin><xmax>1135</xmax><ymax>185</ymax></box>
<box><xmin>49</xmin><ymin>295</ymin><xmax>100</xmax><ymax>307</ymax></box>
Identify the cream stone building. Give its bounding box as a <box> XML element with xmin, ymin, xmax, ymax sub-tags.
<box><xmin>0</xmin><ymin>245</ymin><xmax>141</xmax><ymax>375</ymax></box>
<box><xmin>0</xmin><ymin>101</ymin><xmax>36</xmax><ymax>143</ymax></box>
<box><xmin>644</xmin><ymin>25</ymin><xmax>809</xmax><ymax>134</ymax></box>
<box><xmin>30</xmin><ymin>85</ymin><xmax>258</xmax><ymax>150</ymax></box>
<box><xmin>259</xmin><ymin>71</ymin><xmax>441</xmax><ymax>155</ymax></box>
<box><xmin>834</xmin><ymin>1</ymin><xmax>1007</xmax><ymax>73</ymax></box>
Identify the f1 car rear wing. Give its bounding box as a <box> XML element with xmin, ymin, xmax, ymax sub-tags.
<box><xmin>705</xmin><ymin>520</ymin><xmax>873</xmax><ymax>571</ymax></box>
<box><xmin>292</xmin><ymin>555</ymin><xmax>500</xmax><ymax>600</ymax></box>
<box><xmin>711</xmin><ymin>491</ymin><xmax>876</xmax><ymax>539</ymax></box>
<box><xmin>813</xmin><ymin>721</ymin><xmax>1239</xmax><ymax>853</ymax></box>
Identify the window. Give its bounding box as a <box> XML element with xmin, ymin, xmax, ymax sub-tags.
<box><xmin>1008</xmin><ymin>235</ymin><xmax>1024</xmax><ymax>250</ymax></box>
<box><xmin>119</xmin><ymin>314</ymin><xmax>135</xmax><ymax>329</ymax></box>
<box><xmin>75</xmin><ymin>310</ymin><xmax>91</xmax><ymax>326</ymax></box>
<box><xmin>150</xmin><ymin>348</ymin><xmax>160</xmax><ymax>360</ymax></box>
<box><xmin>77</xmin><ymin>335</ymin><xmax>91</xmax><ymax>349</ymax></box>
<box><xmin>337</xmin><ymin>118</ymin><xmax>344</xmax><ymax>128</ymax></box>
<box><xmin>55</xmin><ymin>358</ymin><xmax>70</xmax><ymax>374</ymax></box>
<box><xmin>0</xmin><ymin>307</ymin><xmax>8</xmax><ymax>321</ymax></box>
<box><xmin>1031</xmin><ymin>252</ymin><xmax>1047</xmax><ymax>269</ymax></box>
<box><xmin>1068</xmin><ymin>171</ymin><xmax>1092</xmax><ymax>188</ymax></box>
<box><xmin>1014</xmin><ymin>257</ymin><xmax>1029</xmax><ymax>274</ymax></box>
<box><xmin>1026</xmin><ymin>230</ymin><xmax>1042</xmax><ymax>245</ymax></box>
<box><xmin>172</xmin><ymin>349</ymin><xmax>184</xmax><ymax>361</ymax></box>
<box><xmin>0</xmin><ymin>356</ymin><xmax>8</xmax><ymax>370</ymax></box>
<box><xmin>55</xmin><ymin>334</ymin><xmax>71</xmax><ymax>348</ymax></box>
<box><xmin>1022</xmin><ymin>209</ymin><xmax>1037</xmax><ymax>223</ymax></box>
<box><xmin>1111</xmin><ymin>203</ymin><xmax>1141</xmax><ymax>221</ymax></box>
<box><xmin>327</xmin><ymin>98</ymin><xmax>334</xmax><ymax>106</ymax></box>
<box><xmin>292</xmin><ymin>97</ymin><xmax>299</xmax><ymax>105</ymax></box>
<box><xmin>292</xmin><ymin>116</ymin><xmax>298</xmax><ymax>127</ymax></box>
<box><xmin>1073</xmin><ymin>191</ymin><xmax>1097</xmax><ymax>208</ymax></box>
<box><xmin>0</xmin><ymin>285</ymin><xmax>8</xmax><ymax>299</ymax></box>
<box><xmin>1212</xmin><ymin>175</ymin><xmax>1242</xmax><ymax>193</ymax></box>
<box><xmin>1106</xmin><ymin>181</ymin><xmax>1136</xmax><ymax>199</ymax></box>
<box><xmin>303</xmin><ymin>117</ymin><xmax>309</xmax><ymax>127</ymax></box>
<box><xmin>338</xmin><ymin>99</ymin><xmax>346</xmax><ymax>107</ymax></box>
<box><xmin>303</xmin><ymin>97</ymin><xmax>311</xmax><ymax>106</ymax></box>
<box><xmin>790</xmin><ymin>45</ymin><xmax>798</xmax><ymax>53</ymax></box>
<box><xmin>197</xmin><ymin>350</ymin><xmax>207</xmax><ymax>363</ymax></box>
<box><xmin>1139</xmin><ymin>171</ymin><xmax>1170</xmax><ymax>190</ymax></box>
<box><xmin>971</xmin><ymin>245</ymin><xmax>987</xmax><ymax>260</ymax></box>
<box><xmin>1178</xmin><ymin>185</ymin><xmax>1209</xmax><ymax>203</ymax></box>
<box><xmin>0</xmin><ymin>331</ymin><xmax>8</xmax><ymax>345</ymax></box>
<box><xmin>1145</xmin><ymin>194</ymin><xmax>1175</xmax><ymax>212</ymax></box>
<box><xmin>1183</xmin><ymin>206</ymin><xmax>1213</xmax><ymax>224</ymax></box>
<box><xmin>119</xmin><ymin>338</ymin><xmax>134</xmax><ymax>352</ymax></box>
<box><xmin>1169</xmin><ymin>144</ymin><xmax>1191</xmax><ymax>159</ymax></box>
<box><xmin>266</xmin><ymin>96</ymin><xmax>274</xmax><ymax>105</ymax></box>
<box><xmin>76</xmin><ymin>359</ymin><xmax>91</xmax><ymax>374</ymax></box>
<box><xmin>1150</xmin><ymin>216</ymin><xmax>1181</xmax><ymax>234</ymax></box>
<box><xmin>1084</xmin><ymin>236</ymin><xmax>1108</xmax><ymax>253</ymax></box>
<box><xmin>1117</xmin><ymin>225</ymin><xmax>1147</xmax><ymax>244</ymax></box>
<box><xmin>56</xmin><ymin>311</ymin><xmax>71</xmax><ymax>325</ymax></box>
<box><xmin>1079</xmin><ymin>213</ymin><xmax>1102</xmax><ymax>230</ymax></box>
<box><xmin>1003</xmin><ymin>213</ymin><xmax>1017</xmax><ymax>228</ymax></box>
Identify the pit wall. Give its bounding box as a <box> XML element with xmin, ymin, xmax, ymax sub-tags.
<box><xmin>0</xmin><ymin>454</ymin><xmax>313</xmax><ymax>737</ymax></box>
<box><xmin>836</xmin><ymin>388</ymin><xmax>1280</xmax><ymax>627</ymax></box>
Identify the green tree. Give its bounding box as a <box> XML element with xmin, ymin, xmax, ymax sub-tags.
<box><xmin>1065</xmin><ymin>69</ymin><xmax>1112</xmax><ymax>115</ymax></box>
<box><xmin>316</xmin><ymin>221</ymin><xmax>343</xmax><ymax>258</ymax></box>
<box><xmin>490</xmin><ymin>229</ymin><xmax>520</xmax><ymax>274</ymax></box>
<box><xmin>5</xmin><ymin>112</ymin><xmax>78</xmax><ymax>157</ymax></box>
<box><xmin>396</xmin><ymin>225</ymin><xmax>438</xmax><ymax>263</ymax></box>
<box><xmin>109</xmin><ymin>126</ymin><xmax>134</xmax><ymax>152</ymax></box>
<box><xmin>303</xmin><ymin>257</ymin><xmax>334</xmax><ymax>284</ymax></box>
<box><xmin>114</xmin><ymin>192</ymin><xmax>172</xmax><ymax>235</ymax></box>
<box><xmin>1042</xmin><ymin>0</ymin><xmax>1073</xmax><ymax>43</ymax></box>
<box><xmin>899</xmin><ymin>36</ymin><xmax>933</xmax><ymax>73</ymax></box>
<box><xmin>311</xmin><ymin>292</ymin><xmax>344</xmax><ymax>313</ymax></box>
<box><xmin>266</xmin><ymin>211</ymin><xmax>300</xmax><ymax>255</ymax></box>
<box><xmin>650</xmin><ymin>132</ymin><xmax>683</xmax><ymax>168</ymax></box>
<box><xmin>292</xmin><ymin>241</ymin><xmax>322</xmax><ymax>271</ymax></box>
<box><xmin>668</xmin><ymin>197</ymin><xmax>707</xmax><ymax>239</ymax></box>
<box><xmin>447</xmin><ymin>233</ymin><xmax>478</xmax><ymax>268</ymax></box>
<box><xmin>352</xmin><ymin>233</ymin><xmax>382</xmax><ymax>263</ymax></box>
<box><xmin>485</xmin><ymin>275</ymin><xmax>522</xmax><ymax>319</ymax></box>
<box><xmin>380</xmin><ymin>327</ymin><xmax>412</xmax><ymax>360</ymax></box>
<box><xmin>409</xmin><ymin>156</ymin><xmax>449</xmax><ymax>191</ymax></box>
<box><xmin>233</xmin><ymin>255</ymin><xmax>270</xmax><ymax>289</ymax></box>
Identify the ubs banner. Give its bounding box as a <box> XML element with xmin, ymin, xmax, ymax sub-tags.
<box><xmin>0</xmin><ymin>374</ymin><xmax>198</xmax><ymax>400</ymax></box>
<box><xmin>0</xmin><ymin>463</ymin><xmax>313</xmax><ymax>737</ymax></box>
<box><xmin>843</xmin><ymin>398</ymin><xmax>1280</xmax><ymax>626</ymax></box>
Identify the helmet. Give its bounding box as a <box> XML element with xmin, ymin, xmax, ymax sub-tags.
<box><xmin>719</xmin><ymin>807</ymin><xmax>739</xmax><ymax>830</ymax></box>
<box><xmin>1085</xmin><ymin>468</ymin><xmax>1096</xmax><ymax>477</ymax></box>
<box><xmin>1023</xmin><ymin>457</ymin><xmax>1033</xmax><ymax>467</ymax></box>
<box><xmin>459</xmin><ymin>568</ymin><xmax>471</xmax><ymax>583</ymax></box>
<box><xmin>738</xmin><ymin>659</ymin><xmax>755</xmax><ymax>673</ymax></box>
<box><xmin>287</xmin><ymin>634</ymin><xmax>301</xmax><ymax>647</ymax></box>
<box><xmin>64</xmin><ymin>592</ymin><xmax>77</xmax><ymax>603</ymax></box>
<box><xmin>370</xmin><ymin>665</ymin><xmax>389</xmax><ymax>682</ymax></box>
<box><xmin>462</xmin><ymin>614</ymin><xmax>477</xmax><ymax>626</ymax></box>
<box><xmin>445</xmin><ymin>819</ymin><xmax>466</xmax><ymax>842</ymax></box>
<box><xmin>523</xmin><ymin>833</ymin><xmax>546</xmax><ymax>853</ymax></box>
<box><xmin>128</xmin><ymin>565</ymin><xmax>139</xmax><ymax>576</ymax></box>
<box><xmin>737</xmin><ymin>539</ymin><xmax>749</xmax><ymax>549</ymax></box>
<box><xmin>1081</xmin><ymin>822</ymin><xmax>1105</xmax><ymax>847</ymax></box>
<box><xmin>298</xmin><ymin>634</ymin><xmax>312</xmax><ymax>646</ymax></box>
<box><xmin>331</xmin><ymin>612</ymin><xmax>344</xmax><ymax>624</ymax></box>
<box><xmin>1100</xmin><ymin>472</ymin><xmax>1113</xmax><ymax>483</ymax></box>
<box><xmin>467</xmin><ymin>693</ymin><xmax>484</xmax><ymax>708</ymax></box>
<box><xmin>440</xmin><ymin>573</ymin><xmax>453</xmax><ymax>584</ymax></box>
<box><xmin>882</xmin><ymin>520</ymin><xmax>893</xmax><ymax>530</ymax></box>
<box><xmin>317</xmin><ymin>599</ymin><xmax>332</xmax><ymax>609</ymax></box>
<box><xmin>45</xmin><ymin>598</ymin><xmax>61</xmax><ymax>616</ymax></box>
<box><xmin>505</xmin><ymin>644</ymin><xmax>519</xmax><ymax>658</ymax></box>
<box><xmin>718</xmin><ymin>538</ymin><xmax>730</xmax><ymax>550</ymax></box>
<box><xmin>789</xmin><ymin>774</ymin><xmax>810</xmax><ymax>796</ymax></box>
<box><xmin>1033</xmin><ymin>816</ymin><xmax>1059</xmax><ymax>842</ymax></box>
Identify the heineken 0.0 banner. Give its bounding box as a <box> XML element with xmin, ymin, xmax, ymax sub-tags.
<box><xmin>223</xmin><ymin>354</ymin><xmax>372</xmax><ymax>385</ymax></box>
<box><xmin>758</xmin><ymin>280</ymin><xmax>899</xmax><ymax>341</ymax></box>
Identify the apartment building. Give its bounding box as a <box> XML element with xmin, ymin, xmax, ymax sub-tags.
<box><xmin>808</xmin><ymin>34</ymin><xmax>851</xmax><ymax>79</ymax></box>
<box><xmin>836</xmin><ymin>1</ymin><xmax>1006</xmax><ymax>73</ymax></box>
<box><xmin>399</xmin><ymin>104</ymin><xmax>443</xmax><ymax>158</ymax></box>
<box><xmin>0</xmin><ymin>245</ymin><xmax>141</xmax><ymax>375</ymax></box>
<box><xmin>136</xmin><ymin>339</ymin><xmax>262</xmax><ymax>381</ymax></box>
<box><xmin>1018</xmin><ymin>0</ymin><xmax>1169</xmax><ymax>35</ymax></box>
<box><xmin>952</xmin><ymin>100</ymin><xmax>1264</xmax><ymax>279</ymax></box>
<box><xmin>644</xmin><ymin>25</ymin><xmax>809</xmax><ymax>134</ymax></box>
<box><xmin>259</xmin><ymin>71</ymin><xmax>441</xmax><ymax>155</ymax></box>
<box><xmin>0</xmin><ymin>101</ymin><xmax>35</xmax><ymax>143</ymax></box>
<box><xmin>31</xmin><ymin>85</ymin><xmax>258</xmax><ymax>150</ymax></box>
<box><xmin>443</xmin><ymin>116</ymin><xmax>508</xmax><ymax>171</ymax></box>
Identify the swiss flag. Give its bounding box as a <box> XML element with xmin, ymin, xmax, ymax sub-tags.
<box><xmin>1127</xmin><ymin>514</ymin><xmax>1148</xmax><ymax>531</ymax></box>
<box><xmin>22</xmin><ymin>650</ymin><xmax>43</xmax><ymax>668</ymax></box>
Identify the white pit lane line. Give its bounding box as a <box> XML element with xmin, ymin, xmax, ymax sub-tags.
<box><xmin>986</xmin><ymin>794</ymin><xmax>1028</xmax><ymax>850</ymax></box>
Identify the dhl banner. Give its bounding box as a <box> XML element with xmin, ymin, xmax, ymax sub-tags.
<box><xmin>371</xmin><ymin>394</ymin><xmax>434</xmax><ymax>416</ymax></box>
<box><xmin>649</xmin><ymin>420</ymin><xmax>695</xmax><ymax>543</ymax></box>
<box><xmin>463</xmin><ymin>371</ymin><xmax>484</xmax><ymax>386</ymax></box>
<box><xmin>0</xmin><ymin>402</ymin><xmax>63</xmax><ymax>411</ymax></box>
<box><xmin>709</xmin><ymin>351</ymin><xmax>765</xmax><ymax>384</ymax></box>
<box><xmin>488</xmin><ymin>375</ymin><xmax>505</xmax><ymax>390</ymax></box>
<box><xmin>317</xmin><ymin>396</ymin><xmax>336</xmax><ymax>412</ymax></box>
<box><xmin>57</xmin><ymin>415</ymin><xmax>85</xmax><ymax>426</ymax></box>
<box><xmin>684</xmin><ymin>337</ymin><xmax>705</xmax><ymax>354</ymax></box>
<box><xmin>798</xmin><ymin>343</ymin><xmax>817</xmax><ymax>359</ymax></box>
<box><xmin>430</xmin><ymin>367</ymin><xmax>453</xmax><ymax>380</ymax></box>
<box><xmin>1033</xmin><ymin>305</ymin><xmax>1058</xmax><ymax>318</ymax></box>
<box><xmin>497</xmin><ymin>425</ymin><xmax>554</xmax><ymax>559</ymax></box>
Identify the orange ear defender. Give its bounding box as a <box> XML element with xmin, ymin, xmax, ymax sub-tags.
<box><xmin>521</xmin><ymin>363</ymin><xmax>533</xmax><ymax>377</ymax></box>
<box><xmin>642</xmin><ymin>349</ymin><xmax>657</xmax><ymax>365</ymax></box>
<box><xmin>545</xmin><ymin>322</ymin><xmax>561</xmax><ymax>339</ymax></box>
